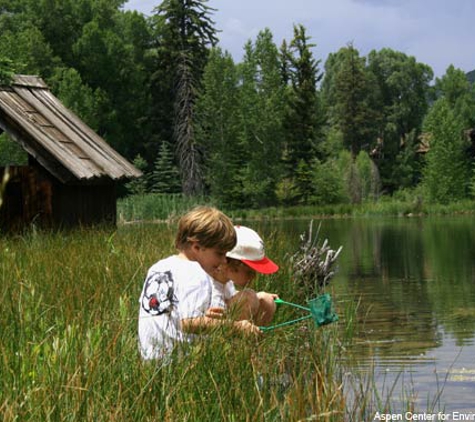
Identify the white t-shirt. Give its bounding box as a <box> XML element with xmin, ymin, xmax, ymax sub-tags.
<box><xmin>210</xmin><ymin>279</ymin><xmax>237</xmax><ymax>309</ymax></box>
<box><xmin>138</xmin><ymin>255</ymin><xmax>213</xmax><ymax>360</ymax></box>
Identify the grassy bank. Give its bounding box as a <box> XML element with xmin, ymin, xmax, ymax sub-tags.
<box><xmin>0</xmin><ymin>225</ymin><xmax>435</xmax><ymax>420</ymax></box>
<box><xmin>117</xmin><ymin>193</ymin><xmax>475</xmax><ymax>223</ymax></box>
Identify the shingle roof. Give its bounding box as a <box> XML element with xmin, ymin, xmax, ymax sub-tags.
<box><xmin>0</xmin><ymin>75</ymin><xmax>141</xmax><ymax>183</ymax></box>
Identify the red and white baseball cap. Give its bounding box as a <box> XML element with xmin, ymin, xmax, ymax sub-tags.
<box><xmin>226</xmin><ymin>226</ymin><xmax>279</xmax><ymax>274</ymax></box>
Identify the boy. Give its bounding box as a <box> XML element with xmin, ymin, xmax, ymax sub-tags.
<box><xmin>138</xmin><ymin>207</ymin><xmax>260</xmax><ymax>360</ymax></box>
<box><xmin>209</xmin><ymin>225</ymin><xmax>280</xmax><ymax>326</ymax></box>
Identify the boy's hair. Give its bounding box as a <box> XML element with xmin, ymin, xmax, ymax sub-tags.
<box><xmin>175</xmin><ymin>206</ymin><xmax>236</xmax><ymax>251</ymax></box>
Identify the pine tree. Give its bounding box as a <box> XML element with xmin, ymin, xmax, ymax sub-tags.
<box><xmin>195</xmin><ymin>48</ymin><xmax>242</xmax><ymax>207</ymax></box>
<box><xmin>125</xmin><ymin>154</ymin><xmax>148</xmax><ymax>195</ymax></box>
<box><xmin>238</xmin><ymin>30</ymin><xmax>285</xmax><ymax>207</ymax></box>
<box><xmin>281</xmin><ymin>24</ymin><xmax>322</xmax><ymax>203</ymax></box>
<box><xmin>150</xmin><ymin>142</ymin><xmax>181</xmax><ymax>193</ymax></box>
<box><xmin>151</xmin><ymin>0</ymin><xmax>218</xmax><ymax>195</ymax></box>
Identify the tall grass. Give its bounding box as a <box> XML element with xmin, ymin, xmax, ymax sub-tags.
<box><xmin>0</xmin><ymin>225</ymin><xmax>439</xmax><ymax>421</ymax></box>
<box><xmin>117</xmin><ymin>193</ymin><xmax>214</xmax><ymax>223</ymax></box>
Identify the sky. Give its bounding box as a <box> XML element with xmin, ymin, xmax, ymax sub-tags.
<box><xmin>124</xmin><ymin>0</ymin><xmax>475</xmax><ymax>79</ymax></box>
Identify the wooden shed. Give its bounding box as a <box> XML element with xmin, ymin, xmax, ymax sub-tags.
<box><xmin>0</xmin><ymin>75</ymin><xmax>142</xmax><ymax>232</ymax></box>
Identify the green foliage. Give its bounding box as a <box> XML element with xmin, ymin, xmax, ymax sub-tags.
<box><xmin>355</xmin><ymin>150</ymin><xmax>380</xmax><ymax>201</ymax></box>
<box><xmin>125</xmin><ymin>154</ymin><xmax>148</xmax><ymax>195</ymax></box>
<box><xmin>422</xmin><ymin>98</ymin><xmax>470</xmax><ymax>203</ymax></box>
<box><xmin>195</xmin><ymin>48</ymin><xmax>243</xmax><ymax>207</ymax></box>
<box><xmin>0</xmin><ymin>133</ymin><xmax>28</xmax><ymax>166</ymax></box>
<box><xmin>118</xmin><ymin>193</ymin><xmax>210</xmax><ymax>221</ymax></box>
<box><xmin>237</xmin><ymin>29</ymin><xmax>285</xmax><ymax>207</ymax></box>
<box><xmin>366</xmin><ymin>48</ymin><xmax>433</xmax><ymax>193</ymax></box>
<box><xmin>153</xmin><ymin>0</ymin><xmax>218</xmax><ymax>195</ymax></box>
<box><xmin>0</xmin><ymin>1</ymin><xmax>472</xmax><ymax>208</ymax></box>
<box><xmin>0</xmin><ymin>56</ymin><xmax>15</xmax><ymax>85</ymax></box>
<box><xmin>150</xmin><ymin>142</ymin><xmax>181</xmax><ymax>194</ymax></box>
<box><xmin>326</xmin><ymin>44</ymin><xmax>373</xmax><ymax>158</ymax></box>
<box><xmin>282</xmin><ymin>24</ymin><xmax>323</xmax><ymax>170</ymax></box>
<box><xmin>310</xmin><ymin>158</ymin><xmax>348</xmax><ymax>205</ymax></box>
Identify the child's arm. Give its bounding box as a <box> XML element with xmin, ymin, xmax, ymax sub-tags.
<box><xmin>181</xmin><ymin>315</ymin><xmax>262</xmax><ymax>337</ymax></box>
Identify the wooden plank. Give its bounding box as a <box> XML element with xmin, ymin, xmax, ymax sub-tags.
<box><xmin>2</xmin><ymin>89</ymin><xmax>102</xmax><ymax>178</ymax></box>
<box><xmin>0</xmin><ymin>116</ymin><xmax>73</xmax><ymax>183</ymax></box>
<box><xmin>30</xmin><ymin>88</ymin><xmax>140</xmax><ymax>179</ymax></box>
<box><xmin>13</xmin><ymin>86</ymin><xmax>119</xmax><ymax>177</ymax></box>
<box><xmin>12</xmin><ymin>75</ymin><xmax>48</xmax><ymax>89</ymax></box>
<box><xmin>35</xmin><ymin>89</ymin><xmax>141</xmax><ymax>178</ymax></box>
<box><xmin>0</xmin><ymin>93</ymin><xmax>95</xmax><ymax>180</ymax></box>
<box><xmin>0</xmin><ymin>90</ymin><xmax>104</xmax><ymax>177</ymax></box>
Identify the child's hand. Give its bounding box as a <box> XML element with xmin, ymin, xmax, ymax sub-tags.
<box><xmin>257</xmin><ymin>291</ymin><xmax>279</xmax><ymax>300</ymax></box>
<box><xmin>205</xmin><ymin>307</ymin><xmax>225</xmax><ymax>319</ymax></box>
<box><xmin>234</xmin><ymin>320</ymin><xmax>262</xmax><ymax>337</ymax></box>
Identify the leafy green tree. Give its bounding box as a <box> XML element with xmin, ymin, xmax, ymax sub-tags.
<box><xmin>367</xmin><ymin>48</ymin><xmax>433</xmax><ymax>192</ymax></box>
<box><xmin>72</xmin><ymin>7</ymin><xmax>152</xmax><ymax>157</ymax></box>
<box><xmin>238</xmin><ymin>30</ymin><xmax>285</xmax><ymax>207</ymax></box>
<box><xmin>0</xmin><ymin>56</ymin><xmax>14</xmax><ymax>85</ymax></box>
<box><xmin>150</xmin><ymin>142</ymin><xmax>181</xmax><ymax>193</ymax></box>
<box><xmin>310</xmin><ymin>157</ymin><xmax>348</xmax><ymax>205</ymax></box>
<box><xmin>0</xmin><ymin>0</ymin><xmax>152</xmax><ymax>161</ymax></box>
<box><xmin>435</xmin><ymin>65</ymin><xmax>475</xmax><ymax>129</ymax></box>
<box><xmin>432</xmin><ymin>65</ymin><xmax>475</xmax><ymax>199</ymax></box>
<box><xmin>150</xmin><ymin>0</ymin><xmax>218</xmax><ymax>195</ymax></box>
<box><xmin>422</xmin><ymin>98</ymin><xmax>469</xmax><ymax>203</ymax></box>
<box><xmin>355</xmin><ymin>150</ymin><xmax>380</xmax><ymax>201</ymax></box>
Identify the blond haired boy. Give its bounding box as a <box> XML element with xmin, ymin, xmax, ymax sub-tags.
<box><xmin>138</xmin><ymin>206</ymin><xmax>260</xmax><ymax>360</ymax></box>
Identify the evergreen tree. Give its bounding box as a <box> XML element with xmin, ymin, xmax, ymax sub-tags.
<box><xmin>151</xmin><ymin>0</ymin><xmax>218</xmax><ymax>195</ymax></box>
<box><xmin>238</xmin><ymin>30</ymin><xmax>285</xmax><ymax>207</ymax></box>
<box><xmin>281</xmin><ymin>24</ymin><xmax>323</xmax><ymax>203</ymax></box>
<box><xmin>195</xmin><ymin>48</ymin><xmax>242</xmax><ymax>207</ymax></box>
<box><xmin>150</xmin><ymin>142</ymin><xmax>181</xmax><ymax>193</ymax></box>
<box><xmin>125</xmin><ymin>154</ymin><xmax>148</xmax><ymax>195</ymax></box>
<box><xmin>331</xmin><ymin>44</ymin><xmax>372</xmax><ymax>159</ymax></box>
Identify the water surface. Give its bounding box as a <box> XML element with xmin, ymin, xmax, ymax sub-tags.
<box><xmin>269</xmin><ymin>217</ymin><xmax>475</xmax><ymax>414</ymax></box>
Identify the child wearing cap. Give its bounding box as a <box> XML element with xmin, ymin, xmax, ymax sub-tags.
<box><xmin>209</xmin><ymin>225</ymin><xmax>280</xmax><ymax>326</ymax></box>
<box><xmin>138</xmin><ymin>207</ymin><xmax>261</xmax><ymax>360</ymax></box>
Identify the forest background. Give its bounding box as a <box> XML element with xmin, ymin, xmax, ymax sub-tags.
<box><xmin>1</xmin><ymin>0</ymin><xmax>475</xmax><ymax>212</ymax></box>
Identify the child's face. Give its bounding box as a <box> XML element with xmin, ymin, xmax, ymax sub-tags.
<box><xmin>228</xmin><ymin>261</ymin><xmax>256</xmax><ymax>288</ymax></box>
<box><xmin>193</xmin><ymin>244</ymin><xmax>228</xmax><ymax>275</ymax></box>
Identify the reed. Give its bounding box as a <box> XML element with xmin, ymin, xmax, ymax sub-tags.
<box><xmin>0</xmin><ymin>225</ymin><xmax>441</xmax><ymax>421</ymax></box>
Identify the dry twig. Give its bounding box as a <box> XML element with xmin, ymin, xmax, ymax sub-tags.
<box><xmin>291</xmin><ymin>220</ymin><xmax>343</xmax><ymax>295</ymax></box>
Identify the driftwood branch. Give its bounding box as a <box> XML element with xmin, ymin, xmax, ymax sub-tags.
<box><xmin>291</xmin><ymin>220</ymin><xmax>343</xmax><ymax>294</ymax></box>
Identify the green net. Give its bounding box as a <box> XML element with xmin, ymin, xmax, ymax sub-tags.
<box><xmin>260</xmin><ymin>294</ymin><xmax>338</xmax><ymax>332</ymax></box>
<box><xmin>307</xmin><ymin>293</ymin><xmax>339</xmax><ymax>327</ymax></box>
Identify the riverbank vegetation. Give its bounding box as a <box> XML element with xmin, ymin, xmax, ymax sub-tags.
<box><xmin>0</xmin><ymin>225</ymin><xmax>442</xmax><ymax>420</ymax></box>
<box><xmin>117</xmin><ymin>192</ymin><xmax>475</xmax><ymax>223</ymax></box>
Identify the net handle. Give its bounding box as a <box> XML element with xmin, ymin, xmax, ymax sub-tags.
<box><xmin>259</xmin><ymin>314</ymin><xmax>313</xmax><ymax>332</ymax></box>
<box><xmin>274</xmin><ymin>298</ymin><xmax>310</xmax><ymax>311</ymax></box>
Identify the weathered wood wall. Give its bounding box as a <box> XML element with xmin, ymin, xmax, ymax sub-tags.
<box><xmin>0</xmin><ymin>164</ymin><xmax>116</xmax><ymax>232</ymax></box>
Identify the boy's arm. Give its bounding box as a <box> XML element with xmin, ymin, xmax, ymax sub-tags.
<box><xmin>181</xmin><ymin>315</ymin><xmax>262</xmax><ymax>337</ymax></box>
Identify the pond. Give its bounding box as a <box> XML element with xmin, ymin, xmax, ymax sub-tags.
<box><xmin>265</xmin><ymin>216</ymin><xmax>475</xmax><ymax>415</ymax></box>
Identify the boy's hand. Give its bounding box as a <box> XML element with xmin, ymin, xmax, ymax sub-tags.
<box><xmin>234</xmin><ymin>320</ymin><xmax>262</xmax><ymax>337</ymax></box>
<box><xmin>205</xmin><ymin>307</ymin><xmax>225</xmax><ymax>319</ymax></box>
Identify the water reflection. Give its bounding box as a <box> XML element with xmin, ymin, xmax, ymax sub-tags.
<box><xmin>255</xmin><ymin>216</ymin><xmax>475</xmax><ymax>413</ymax></box>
